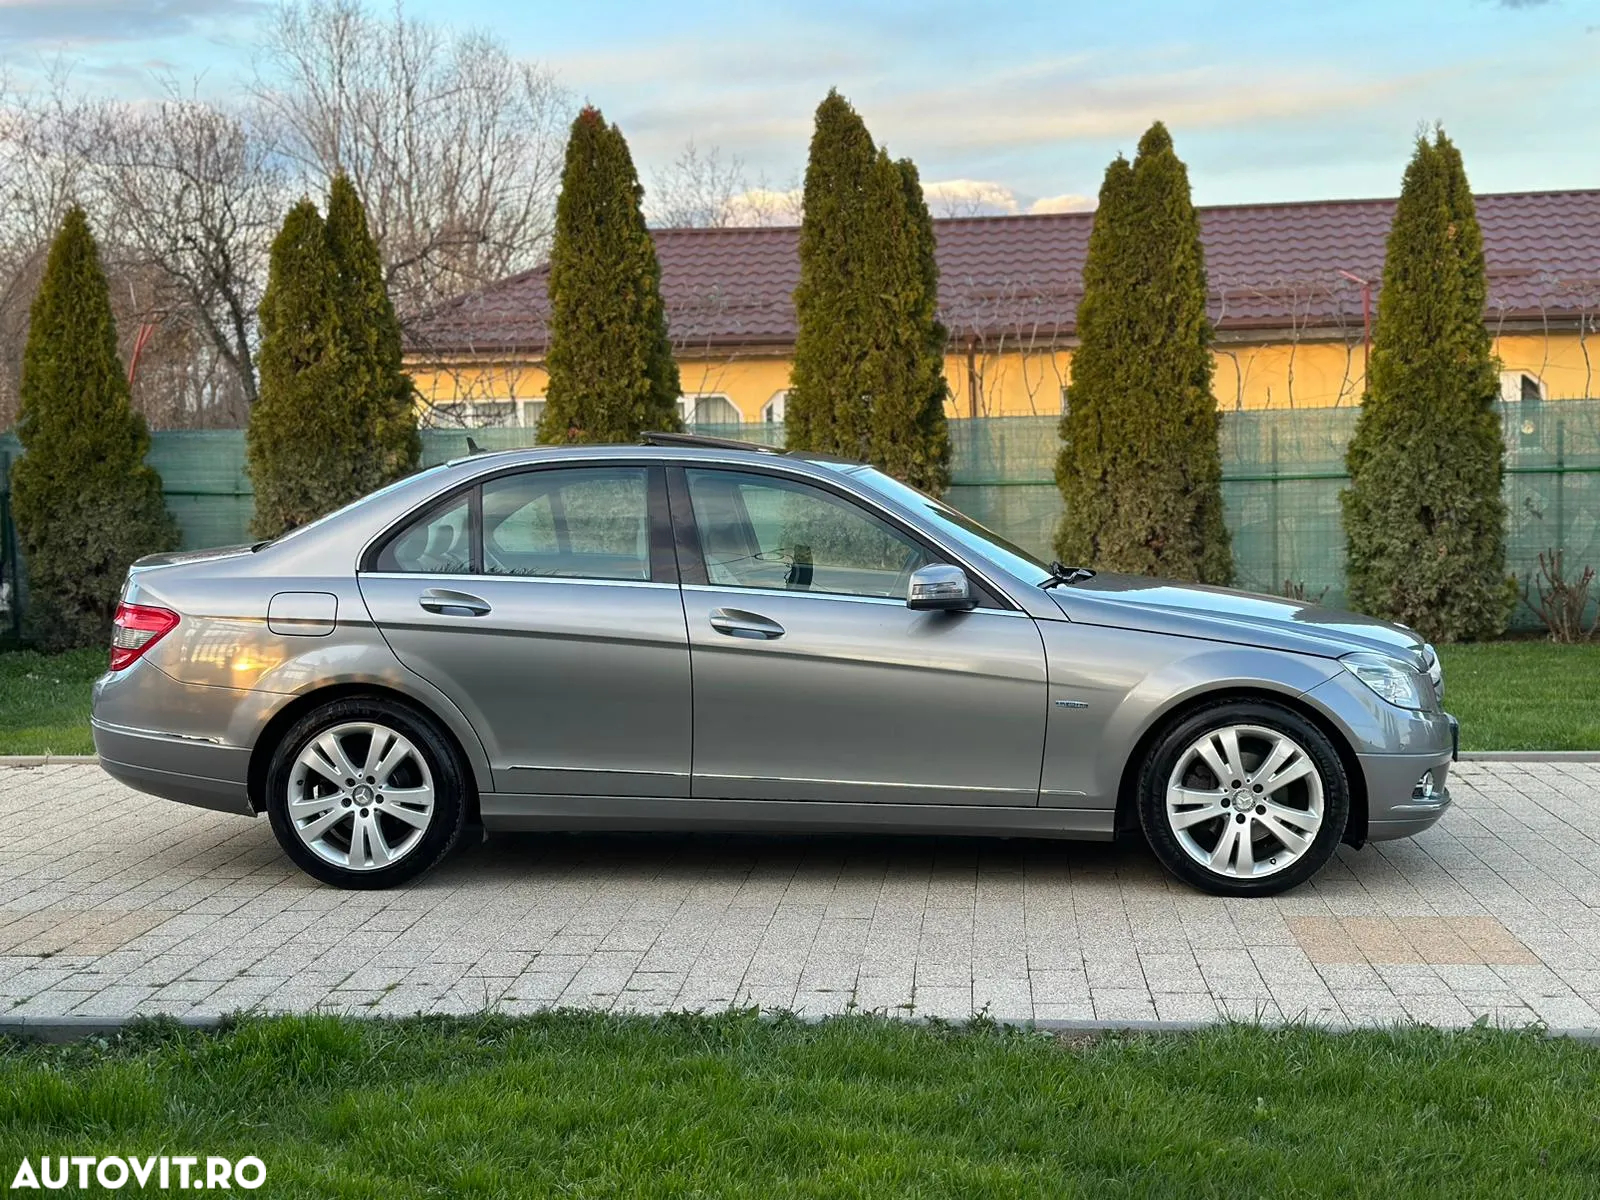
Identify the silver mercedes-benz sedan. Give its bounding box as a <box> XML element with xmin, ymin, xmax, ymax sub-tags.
<box><xmin>91</xmin><ymin>435</ymin><xmax>1456</xmax><ymax>896</ymax></box>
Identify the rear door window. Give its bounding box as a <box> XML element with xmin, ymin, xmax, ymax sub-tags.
<box><xmin>481</xmin><ymin>467</ymin><xmax>651</xmax><ymax>581</ymax></box>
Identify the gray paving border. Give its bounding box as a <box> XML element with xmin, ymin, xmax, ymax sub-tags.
<box><xmin>4</xmin><ymin>751</ymin><xmax>1600</xmax><ymax>770</ymax></box>
<box><xmin>4</xmin><ymin>1012</ymin><xmax>1598</xmax><ymax>1046</ymax></box>
<box><xmin>1458</xmin><ymin>751</ymin><xmax>1600</xmax><ymax>762</ymax></box>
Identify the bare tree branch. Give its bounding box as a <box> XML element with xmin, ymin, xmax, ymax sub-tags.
<box><xmin>254</xmin><ymin>0</ymin><xmax>571</xmax><ymax>321</ymax></box>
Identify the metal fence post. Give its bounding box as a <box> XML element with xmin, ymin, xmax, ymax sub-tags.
<box><xmin>1269</xmin><ymin>424</ymin><xmax>1280</xmax><ymax>593</ymax></box>
<box><xmin>1554</xmin><ymin>418</ymin><xmax>1566</xmax><ymax>558</ymax></box>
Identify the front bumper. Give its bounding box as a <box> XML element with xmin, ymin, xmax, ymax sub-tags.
<box><xmin>1303</xmin><ymin>672</ymin><xmax>1457</xmax><ymax>842</ymax></box>
<box><xmin>1359</xmin><ymin>709</ymin><xmax>1457</xmax><ymax>840</ymax></box>
<box><xmin>1359</xmin><ymin>750</ymin><xmax>1453</xmax><ymax>840</ymax></box>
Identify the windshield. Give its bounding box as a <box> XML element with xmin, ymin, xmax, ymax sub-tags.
<box><xmin>839</xmin><ymin>466</ymin><xmax>1053</xmax><ymax>583</ymax></box>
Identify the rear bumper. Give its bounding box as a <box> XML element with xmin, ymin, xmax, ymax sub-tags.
<box><xmin>91</xmin><ymin>721</ymin><xmax>254</xmax><ymax>818</ymax></box>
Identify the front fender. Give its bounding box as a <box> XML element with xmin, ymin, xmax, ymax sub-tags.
<box><xmin>1040</xmin><ymin>621</ymin><xmax>1343</xmax><ymax>808</ymax></box>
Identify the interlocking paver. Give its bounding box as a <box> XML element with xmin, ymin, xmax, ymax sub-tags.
<box><xmin>1</xmin><ymin>762</ymin><xmax>1597</xmax><ymax>1028</ymax></box>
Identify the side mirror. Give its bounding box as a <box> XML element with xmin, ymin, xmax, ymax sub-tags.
<box><xmin>907</xmin><ymin>563</ymin><xmax>975</xmax><ymax>611</ymax></box>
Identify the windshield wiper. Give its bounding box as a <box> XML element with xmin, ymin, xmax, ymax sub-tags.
<box><xmin>1040</xmin><ymin>561</ymin><xmax>1096</xmax><ymax>588</ymax></box>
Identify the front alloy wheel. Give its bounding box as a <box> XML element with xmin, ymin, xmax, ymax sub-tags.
<box><xmin>1139</xmin><ymin>701</ymin><xmax>1349</xmax><ymax>896</ymax></box>
<box><xmin>1165</xmin><ymin>724</ymin><xmax>1324</xmax><ymax>880</ymax></box>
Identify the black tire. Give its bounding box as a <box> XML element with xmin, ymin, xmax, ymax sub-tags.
<box><xmin>265</xmin><ymin>696</ymin><xmax>468</xmax><ymax>889</ymax></box>
<box><xmin>1137</xmin><ymin>699</ymin><xmax>1350</xmax><ymax>897</ymax></box>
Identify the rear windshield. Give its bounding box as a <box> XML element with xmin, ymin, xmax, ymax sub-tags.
<box><xmin>260</xmin><ymin>465</ymin><xmax>450</xmax><ymax>550</ymax></box>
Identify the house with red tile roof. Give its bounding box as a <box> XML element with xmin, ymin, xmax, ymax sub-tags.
<box><xmin>404</xmin><ymin>189</ymin><xmax>1600</xmax><ymax>428</ymax></box>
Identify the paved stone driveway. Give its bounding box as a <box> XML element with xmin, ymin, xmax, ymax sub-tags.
<box><xmin>2</xmin><ymin>762</ymin><xmax>1597</xmax><ymax>1030</ymax></box>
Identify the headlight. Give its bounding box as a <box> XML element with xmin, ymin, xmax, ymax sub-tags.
<box><xmin>1342</xmin><ymin>652</ymin><xmax>1430</xmax><ymax>710</ymax></box>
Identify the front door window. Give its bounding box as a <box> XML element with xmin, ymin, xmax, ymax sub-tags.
<box><xmin>684</xmin><ymin>468</ymin><xmax>933</xmax><ymax>598</ymax></box>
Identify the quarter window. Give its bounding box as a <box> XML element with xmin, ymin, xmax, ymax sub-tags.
<box><xmin>374</xmin><ymin>494</ymin><xmax>473</xmax><ymax>574</ymax></box>
<box><xmin>685</xmin><ymin>468</ymin><xmax>934</xmax><ymax>599</ymax></box>
<box><xmin>481</xmin><ymin>467</ymin><xmax>651</xmax><ymax>580</ymax></box>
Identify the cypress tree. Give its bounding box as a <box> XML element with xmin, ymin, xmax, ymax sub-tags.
<box><xmin>539</xmin><ymin>107</ymin><xmax>680</xmax><ymax>444</ymax></box>
<box><xmin>862</xmin><ymin>155</ymin><xmax>951</xmax><ymax>493</ymax></box>
<box><xmin>248</xmin><ymin>181</ymin><xmax>420</xmax><ymax>539</ymax></box>
<box><xmin>788</xmin><ymin>92</ymin><xmax>951</xmax><ymax>489</ymax></box>
<box><xmin>248</xmin><ymin>199</ymin><xmax>353</xmax><ymax>538</ymax></box>
<box><xmin>10</xmin><ymin>207</ymin><xmax>178</xmax><ymax>650</ymax></box>
<box><xmin>1342</xmin><ymin>130</ymin><xmax>1512</xmax><ymax>641</ymax></box>
<box><xmin>325</xmin><ymin>173</ymin><xmax>421</xmax><ymax>488</ymax></box>
<box><xmin>787</xmin><ymin>90</ymin><xmax>878</xmax><ymax>459</ymax></box>
<box><xmin>1054</xmin><ymin>122</ymin><xmax>1231</xmax><ymax>584</ymax></box>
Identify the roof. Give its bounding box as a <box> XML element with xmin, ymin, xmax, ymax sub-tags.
<box><xmin>405</xmin><ymin>190</ymin><xmax>1600</xmax><ymax>357</ymax></box>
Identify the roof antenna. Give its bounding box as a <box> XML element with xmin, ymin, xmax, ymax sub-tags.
<box><xmin>465</xmin><ymin>435</ymin><xmax>483</xmax><ymax>455</ymax></box>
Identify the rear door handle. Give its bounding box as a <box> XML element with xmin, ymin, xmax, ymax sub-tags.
<box><xmin>708</xmin><ymin>608</ymin><xmax>784</xmax><ymax>640</ymax></box>
<box><xmin>419</xmin><ymin>588</ymin><xmax>492</xmax><ymax>616</ymax></box>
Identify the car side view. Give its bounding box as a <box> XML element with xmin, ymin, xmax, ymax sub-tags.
<box><xmin>92</xmin><ymin>435</ymin><xmax>1458</xmax><ymax>896</ymax></box>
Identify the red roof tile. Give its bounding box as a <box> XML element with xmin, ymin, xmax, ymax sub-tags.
<box><xmin>406</xmin><ymin>190</ymin><xmax>1600</xmax><ymax>357</ymax></box>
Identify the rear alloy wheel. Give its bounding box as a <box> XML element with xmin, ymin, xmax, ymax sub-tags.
<box><xmin>266</xmin><ymin>698</ymin><xmax>466</xmax><ymax>889</ymax></box>
<box><xmin>1138</xmin><ymin>701</ymin><xmax>1349</xmax><ymax>896</ymax></box>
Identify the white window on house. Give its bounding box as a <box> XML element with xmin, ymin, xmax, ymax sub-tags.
<box><xmin>762</xmin><ymin>390</ymin><xmax>788</xmax><ymax>424</ymax></box>
<box><xmin>1500</xmin><ymin>371</ymin><xmax>1546</xmax><ymax>403</ymax></box>
<box><xmin>436</xmin><ymin>397</ymin><xmax>546</xmax><ymax>429</ymax></box>
<box><xmin>458</xmin><ymin>400</ymin><xmax>518</xmax><ymax>428</ymax></box>
<box><xmin>680</xmin><ymin>393</ymin><xmax>742</xmax><ymax>426</ymax></box>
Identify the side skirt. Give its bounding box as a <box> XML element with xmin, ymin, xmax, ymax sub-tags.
<box><xmin>479</xmin><ymin>794</ymin><xmax>1115</xmax><ymax>841</ymax></box>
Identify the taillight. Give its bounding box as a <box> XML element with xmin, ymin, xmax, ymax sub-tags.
<box><xmin>110</xmin><ymin>603</ymin><xmax>180</xmax><ymax>671</ymax></box>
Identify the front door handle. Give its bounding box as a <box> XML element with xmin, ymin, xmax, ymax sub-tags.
<box><xmin>419</xmin><ymin>588</ymin><xmax>491</xmax><ymax>616</ymax></box>
<box><xmin>709</xmin><ymin>608</ymin><xmax>784</xmax><ymax>640</ymax></box>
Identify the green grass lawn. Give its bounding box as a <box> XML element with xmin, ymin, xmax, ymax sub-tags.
<box><xmin>0</xmin><ymin>645</ymin><xmax>100</xmax><ymax>755</ymax></box>
<box><xmin>0</xmin><ymin>640</ymin><xmax>1596</xmax><ymax>756</ymax></box>
<box><xmin>2</xmin><ymin>1013</ymin><xmax>1598</xmax><ymax>1197</ymax></box>
<box><xmin>1439</xmin><ymin>640</ymin><xmax>1600</xmax><ymax>751</ymax></box>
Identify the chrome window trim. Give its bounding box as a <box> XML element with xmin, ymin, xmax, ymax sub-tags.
<box><xmin>680</xmin><ymin>582</ymin><xmax>1025</xmax><ymax>615</ymax></box>
<box><xmin>361</xmin><ymin>571</ymin><xmax>677</xmax><ymax>592</ymax></box>
<box><xmin>358</xmin><ymin>448</ymin><xmax>1037</xmax><ymax>611</ymax></box>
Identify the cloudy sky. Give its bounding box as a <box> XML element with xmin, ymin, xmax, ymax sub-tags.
<box><xmin>2</xmin><ymin>0</ymin><xmax>1596</xmax><ymax>212</ymax></box>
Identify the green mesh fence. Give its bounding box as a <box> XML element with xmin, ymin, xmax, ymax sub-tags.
<box><xmin>3</xmin><ymin>400</ymin><xmax>1599</xmax><ymax>633</ymax></box>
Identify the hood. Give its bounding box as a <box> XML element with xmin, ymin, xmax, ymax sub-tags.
<box><xmin>1045</xmin><ymin>571</ymin><xmax>1429</xmax><ymax>666</ymax></box>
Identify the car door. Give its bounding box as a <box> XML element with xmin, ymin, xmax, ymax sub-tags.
<box><xmin>671</xmin><ymin>464</ymin><xmax>1047</xmax><ymax>807</ymax></box>
<box><xmin>358</xmin><ymin>462</ymin><xmax>691</xmax><ymax>797</ymax></box>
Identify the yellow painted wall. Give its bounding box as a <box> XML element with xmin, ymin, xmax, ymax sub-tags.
<box><xmin>1493</xmin><ymin>333</ymin><xmax>1597</xmax><ymax>401</ymax></box>
<box><xmin>411</xmin><ymin>361</ymin><xmax>550</xmax><ymax>408</ymax></box>
<box><xmin>406</xmin><ymin>331</ymin><xmax>1597</xmax><ymax>424</ymax></box>
<box><xmin>1214</xmin><ymin>332</ymin><xmax>1598</xmax><ymax>410</ymax></box>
